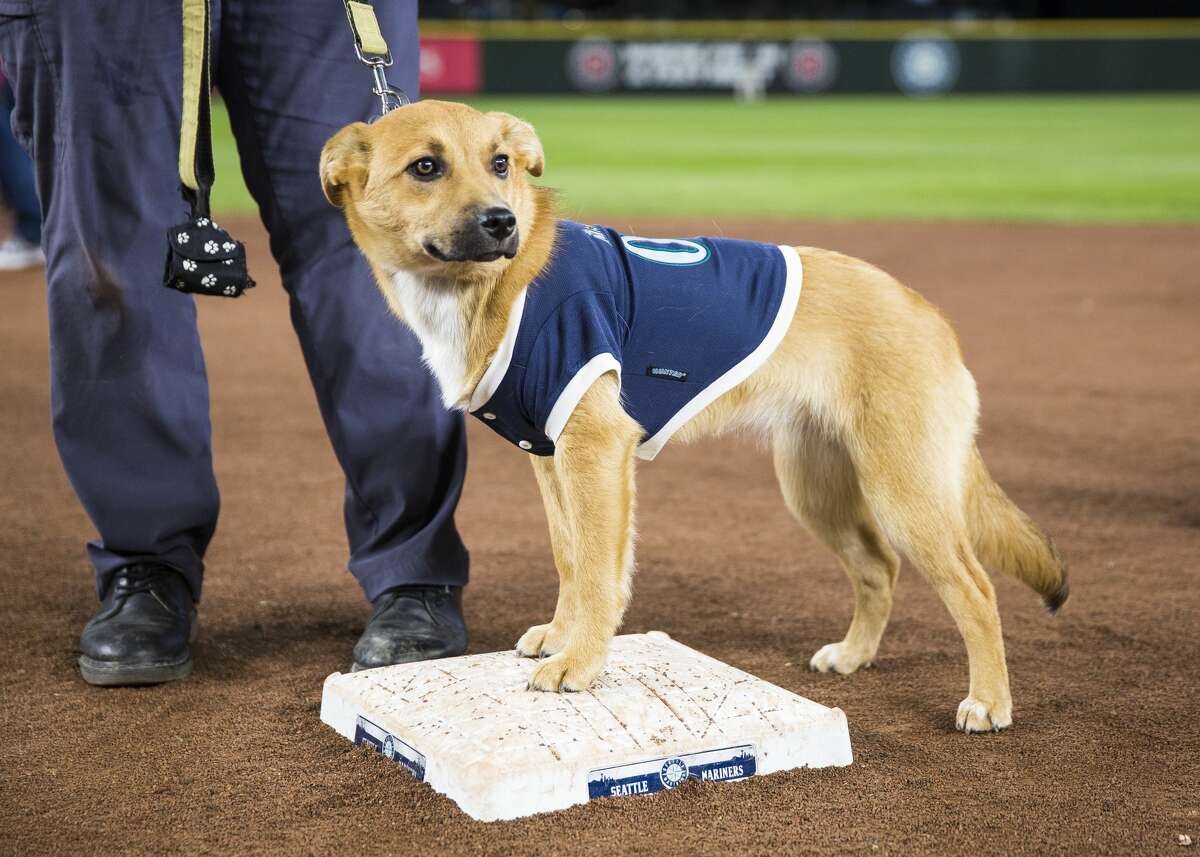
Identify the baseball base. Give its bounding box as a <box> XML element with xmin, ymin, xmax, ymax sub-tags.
<box><xmin>320</xmin><ymin>631</ymin><xmax>853</xmax><ymax>821</ymax></box>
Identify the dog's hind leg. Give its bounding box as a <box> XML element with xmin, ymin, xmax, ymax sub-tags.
<box><xmin>855</xmin><ymin>438</ymin><xmax>1013</xmax><ymax>733</ymax></box>
<box><xmin>898</xmin><ymin>525</ymin><xmax>1012</xmax><ymax>733</ymax></box>
<box><xmin>772</xmin><ymin>421</ymin><xmax>900</xmax><ymax>675</ymax></box>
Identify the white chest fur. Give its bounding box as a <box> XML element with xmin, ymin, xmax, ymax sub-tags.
<box><xmin>388</xmin><ymin>270</ymin><xmax>471</xmax><ymax>409</ymax></box>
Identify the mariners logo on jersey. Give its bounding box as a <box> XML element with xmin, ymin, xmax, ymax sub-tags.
<box><xmin>621</xmin><ymin>236</ymin><xmax>710</xmax><ymax>266</ymax></box>
<box><xmin>468</xmin><ymin>220</ymin><xmax>803</xmax><ymax>461</ymax></box>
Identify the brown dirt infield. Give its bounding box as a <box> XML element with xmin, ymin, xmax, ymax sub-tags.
<box><xmin>1</xmin><ymin>217</ymin><xmax>1197</xmax><ymax>856</ymax></box>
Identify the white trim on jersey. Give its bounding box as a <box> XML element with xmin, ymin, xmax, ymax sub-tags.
<box><xmin>468</xmin><ymin>288</ymin><xmax>528</xmax><ymax>412</ymax></box>
<box><xmin>544</xmin><ymin>353</ymin><xmax>623</xmax><ymax>444</ymax></box>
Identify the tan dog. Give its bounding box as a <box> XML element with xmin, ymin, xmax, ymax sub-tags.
<box><xmin>320</xmin><ymin>100</ymin><xmax>1067</xmax><ymax>734</ymax></box>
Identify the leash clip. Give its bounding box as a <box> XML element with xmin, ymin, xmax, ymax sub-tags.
<box><xmin>343</xmin><ymin>0</ymin><xmax>409</xmax><ymax>118</ymax></box>
<box><xmin>369</xmin><ymin>63</ymin><xmax>410</xmax><ymax>118</ymax></box>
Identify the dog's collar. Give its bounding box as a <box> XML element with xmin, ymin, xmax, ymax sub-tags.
<box><xmin>467</xmin><ymin>288</ymin><xmax>528</xmax><ymax>411</ymax></box>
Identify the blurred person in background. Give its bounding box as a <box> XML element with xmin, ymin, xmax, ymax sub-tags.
<box><xmin>0</xmin><ymin>70</ymin><xmax>42</xmax><ymax>271</ymax></box>
<box><xmin>0</xmin><ymin>0</ymin><xmax>470</xmax><ymax>686</ymax></box>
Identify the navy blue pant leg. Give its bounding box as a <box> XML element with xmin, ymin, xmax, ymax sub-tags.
<box><xmin>0</xmin><ymin>82</ymin><xmax>40</xmax><ymax>243</ymax></box>
<box><xmin>215</xmin><ymin>0</ymin><xmax>469</xmax><ymax>599</ymax></box>
<box><xmin>0</xmin><ymin>2</ymin><xmax>217</xmax><ymax>599</ymax></box>
<box><xmin>0</xmin><ymin>0</ymin><xmax>469</xmax><ymax>601</ymax></box>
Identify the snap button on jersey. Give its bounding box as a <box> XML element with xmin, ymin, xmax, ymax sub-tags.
<box><xmin>518</xmin><ymin>440</ymin><xmax>533</xmax><ymax>450</ymax></box>
<box><xmin>483</xmin><ymin>412</ymin><xmax>497</xmax><ymax>420</ymax></box>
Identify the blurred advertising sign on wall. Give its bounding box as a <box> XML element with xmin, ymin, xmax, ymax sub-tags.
<box><xmin>482</xmin><ymin>32</ymin><xmax>1200</xmax><ymax>95</ymax></box>
<box><xmin>567</xmin><ymin>40</ymin><xmax>839</xmax><ymax>94</ymax></box>
<box><xmin>890</xmin><ymin>35</ymin><xmax>960</xmax><ymax>95</ymax></box>
<box><xmin>420</xmin><ymin>37</ymin><xmax>481</xmax><ymax>94</ymax></box>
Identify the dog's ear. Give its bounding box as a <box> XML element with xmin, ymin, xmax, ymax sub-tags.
<box><xmin>488</xmin><ymin>112</ymin><xmax>544</xmax><ymax>177</ymax></box>
<box><xmin>320</xmin><ymin>122</ymin><xmax>372</xmax><ymax>208</ymax></box>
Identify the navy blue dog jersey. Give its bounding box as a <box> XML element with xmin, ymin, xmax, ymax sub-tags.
<box><xmin>467</xmin><ymin>221</ymin><xmax>803</xmax><ymax>460</ymax></box>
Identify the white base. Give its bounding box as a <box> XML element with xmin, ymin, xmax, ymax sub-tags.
<box><xmin>320</xmin><ymin>632</ymin><xmax>852</xmax><ymax>821</ymax></box>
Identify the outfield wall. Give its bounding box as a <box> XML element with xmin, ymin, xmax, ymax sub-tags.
<box><xmin>417</xmin><ymin>19</ymin><xmax>1200</xmax><ymax>95</ymax></box>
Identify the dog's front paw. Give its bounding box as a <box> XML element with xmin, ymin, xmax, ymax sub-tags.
<box><xmin>515</xmin><ymin>622</ymin><xmax>568</xmax><ymax>658</ymax></box>
<box><xmin>955</xmin><ymin>696</ymin><xmax>1013</xmax><ymax>734</ymax></box>
<box><xmin>808</xmin><ymin>641</ymin><xmax>873</xmax><ymax>675</ymax></box>
<box><xmin>527</xmin><ymin>650</ymin><xmax>605</xmax><ymax>693</ymax></box>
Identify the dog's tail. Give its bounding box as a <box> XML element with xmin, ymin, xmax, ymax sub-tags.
<box><xmin>966</xmin><ymin>445</ymin><xmax>1069</xmax><ymax>613</ymax></box>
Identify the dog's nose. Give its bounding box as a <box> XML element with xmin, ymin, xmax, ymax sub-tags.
<box><xmin>479</xmin><ymin>207</ymin><xmax>516</xmax><ymax>241</ymax></box>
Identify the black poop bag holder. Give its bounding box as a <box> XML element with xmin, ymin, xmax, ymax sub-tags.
<box><xmin>163</xmin><ymin>0</ymin><xmax>254</xmax><ymax>299</ymax></box>
<box><xmin>164</xmin><ymin>214</ymin><xmax>253</xmax><ymax>298</ymax></box>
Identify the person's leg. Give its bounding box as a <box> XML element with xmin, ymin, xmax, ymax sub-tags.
<box><xmin>0</xmin><ymin>3</ymin><xmax>219</xmax><ymax>601</ymax></box>
<box><xmin>214</xmin><ymin>0</ymin><xmax>469</xmax><ymax>602</ymax></box>
<box><xmin>0</xmin><ymin>81</ymin><xmax>41</xmax><ymax>245</ymax></box>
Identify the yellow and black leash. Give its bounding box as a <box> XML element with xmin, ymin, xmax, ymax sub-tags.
<box><xmin>164</xmin><ymin>0</ymin><xmax>255</xmax><ymax>298</ymax></box>
<box><xmin>165</xmin><ymin>0</ymin><xmax>408</xmax><ymax>298</ymax></box>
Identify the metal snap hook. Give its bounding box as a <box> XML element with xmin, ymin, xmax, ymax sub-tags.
<box><xmin>369</xmin><ymin>64</ymin><xmax>410</xmax><ymax>119</ymax></box>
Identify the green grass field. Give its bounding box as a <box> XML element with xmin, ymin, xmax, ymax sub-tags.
<box><xmin>211</xmin><ymin>95</ymin><xmax>1200</xmax><ymax>222</ymax></box>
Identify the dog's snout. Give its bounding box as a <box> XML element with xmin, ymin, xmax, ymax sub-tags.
<box><xmin>433</xmin><ymin>205</ymin><xmax>519</xmax><ymax>263</ymax></box>
<box><xmin>479</xmin><ymin>207</ymin><xmax>516</xmax><ymax>241</ymax></box>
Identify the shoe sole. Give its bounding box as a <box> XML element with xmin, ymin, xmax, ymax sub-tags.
<box><xmin>351</xmin><ymin>644</ymin><xmax>468</xmax><ymax>673</ymax></box>
<box><xmin>78</xmin><ymin>617</ymin><xmax>199</xmax><ymax>687</ymax></box>
<box><xmin>78</xmin><ymin>654</ymin><xmax>193</xmax><ymax>686</ymax></box>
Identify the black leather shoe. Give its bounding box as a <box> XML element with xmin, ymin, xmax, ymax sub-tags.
<box><xmin>78</xmin><ymin>563</ymin><xmax>197</xmax><ymax>687</ymax></box>
<box><xmin>352</xmin><ymin>585</ymin><xmax>467</xmax><ymax>671</ymax></box>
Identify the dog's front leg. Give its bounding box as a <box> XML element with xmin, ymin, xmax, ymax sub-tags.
<box><xmin>516</xmin><ymin>455</ymin><xmax>577</xmax><ymax>658</ymax></box>
<box><xmin>528</xmin><ymin>374</ymin><xmax>640</xmax><ymax>692</ymax></box>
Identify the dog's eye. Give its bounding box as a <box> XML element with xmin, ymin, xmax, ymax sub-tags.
<box><xmin>492</xmin><ymin>155</ymin><xmax>509</xmax><ymax>178</ymax></box>
<box><xmin>408</xmin><ymin>157</ymin><xmax>441</xmax><ymax>180</ymax></box>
